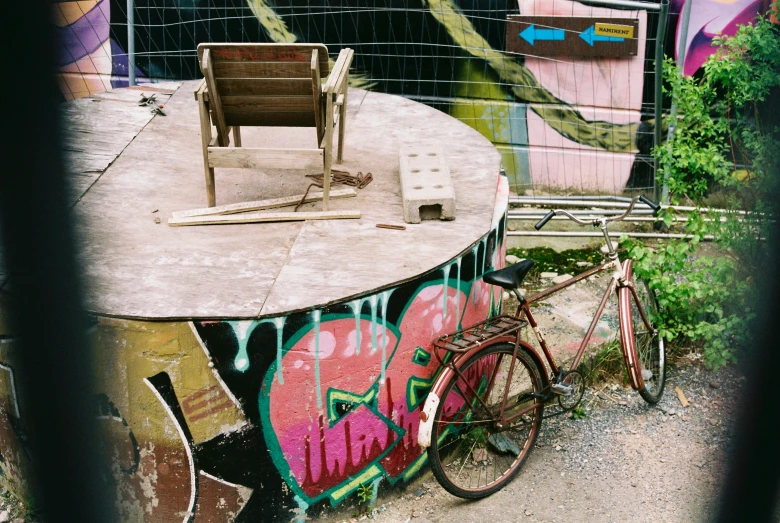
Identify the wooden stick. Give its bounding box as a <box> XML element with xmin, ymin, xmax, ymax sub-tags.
<box><xmin>674</xmin><ymin>386</ymin><xmax>690</xmax><ymax>408</ymax></box>
<box><xmin>376</xmin><ymin>223</ymin><xmax>406</xmax><ymax>230</ymax></box>
<box><xmin>169</xmin><ymin>209</ymin><xmax>360</xmax><ymax>227</ymax></box>
<box><xmin>171</xmin><ymin>188</ymin><xmax>357</xmax><ymax>218</ymax></box>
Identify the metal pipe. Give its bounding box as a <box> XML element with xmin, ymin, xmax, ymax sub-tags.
<box><xmin>568</xmin><ymin>0</ymin><xmax>662</xmax><ymax>10</ymax></box>
<box><xmin>510</xmin><ymin>209</ymin><xmax>654</xmax><ymax>215</ymax></box>
<box><xmin>653</xmin><ymin>0</ymin><xmax>670</xmax><ymax>202</ymax></box>
<box><xmin>510</xmin><ymin>215</ymin><xmax>670</xmax><ymax>222</ymax></box>
<box><xmin>511</xmin><ymin>195</ymin><xmax>634</xmax><ymax>203</ymax></box>
<box><xmin>507</xmin><ymin>231</ymin><xmax>714</xmax><ymax>240</ymax></box>
<box><xmin>511</xmin><ymin>199</ymin><xmax>639</xmax><ymax>208</ymax></box>
<box><xmin>127</xmin><ymin>0</ymin><xmax>136</xmax><ymax>86</ymax></box>
<box><xmin>509</xmin><ymin>198</ymin><xmax>751</xmax><ymax>214</ymax></box>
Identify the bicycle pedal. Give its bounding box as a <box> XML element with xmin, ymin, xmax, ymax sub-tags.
<box><xmin>551</xmin><ymin>383</ymin><xmax>573</xmax><ymax>396</ymax></box>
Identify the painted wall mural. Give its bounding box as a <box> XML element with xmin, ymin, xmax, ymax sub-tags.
<box><xmin>52</xmin><ymin>0</ymin><xmax>765</xmax><ymax>193</ymax></box>
<box><xmin>53</xmin><ymin>0</ymin><xmax>766</xmax><ymax>194</ymax></box>
<box><xmin>671</xmin><ymin>0</ymin><xmax>767</xmax><ymax>77</ymax></box>
<box><xmin>0</xmin><ymin>179</ymin><xmax>509</xmax><ymax>521</ymax></box>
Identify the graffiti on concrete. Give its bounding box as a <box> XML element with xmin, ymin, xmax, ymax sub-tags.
<box><xmin>192</xmin><ymin>217</ymin><xmax>507</xmax><ymax>517</ymax></box>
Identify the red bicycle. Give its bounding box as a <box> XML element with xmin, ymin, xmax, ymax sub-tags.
<box><xmin>418</xmin><ymin>195</ymin><xmax>665</xmax><ymax>499</ymax></box>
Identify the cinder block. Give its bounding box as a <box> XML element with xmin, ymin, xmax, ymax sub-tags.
<box><xmin>399</xmin><ymin>146</ymin><xmax>456</xmax><ymax>224</ymax></box>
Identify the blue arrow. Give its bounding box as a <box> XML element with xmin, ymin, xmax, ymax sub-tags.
<box><xmin>519</xmin><ymin>24</ymin><xmax>565</xmax><ymax>46</ymax></box>
<box><xmin>579</xmin><ymin>25</ymin><xmax>624</xmax><ymax>46</ymax></box>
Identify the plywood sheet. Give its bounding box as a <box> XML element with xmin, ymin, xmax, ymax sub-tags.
<box><xmin>68</xmin><ymin>82</ymin><xmax>500</xmax><ymax>319</ymax></box>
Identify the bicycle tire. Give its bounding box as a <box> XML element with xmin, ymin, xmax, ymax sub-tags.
<box><xmin>427</xmin><ymin>343</ymin><xmax>544</xmax><ymax>499</ymax></box>
<box><xmin>619</xmin><ymin>260</ymin><xmax>666</xmax><ymax>404</ymax></box>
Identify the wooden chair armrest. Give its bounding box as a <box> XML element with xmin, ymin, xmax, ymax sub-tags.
<box><xmin>194</xmin><ymin>78</ymin><xmax>207</xmax><ymax>101</ymax></box>
<box><xmin>323</xmin><ymin>48</ymin><xmax>354</xmax><ymax>95</ymax></box>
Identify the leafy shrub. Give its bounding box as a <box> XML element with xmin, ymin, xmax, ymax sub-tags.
<box><xmin>629</xmin><ymin>16</ymin><xmax>779</xmax><ymax>369</ymax></box>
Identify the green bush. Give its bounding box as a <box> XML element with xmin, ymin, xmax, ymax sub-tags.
<box><xmin>628</xmin><ymin>16</ymin><xmax>780</xmax><ymax>369</ymax></box>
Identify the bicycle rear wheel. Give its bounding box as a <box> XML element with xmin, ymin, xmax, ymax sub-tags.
<box><xmin>427</xmin><ymin>343</ymin><xmax>544</xmax><ymax>499</ymax></box>
<box><xmin>619</xmin><ymin>260</ymin><xmax>666</xmax><ymax>404</ymax></box>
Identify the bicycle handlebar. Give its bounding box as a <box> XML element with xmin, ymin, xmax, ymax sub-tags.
<box><xmin>533</xmin><ymin>195</ymin><xmax>662</xmax><ymax>230</ymax></box>
<box><xmin>534</xmin><ymin>211</ymin><xmax>555</xmax><ymax>230</ymax></box>
<box><xmin>639</xmin><ymin>194</ymin><xmax>661</xmax><ymax>214</ymax></box>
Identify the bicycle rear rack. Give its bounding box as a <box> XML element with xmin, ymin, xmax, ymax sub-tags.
<box><xmin>432</xmin><ymin>315</ymin><xmax>527</xmax><ymax>354</ymax></box>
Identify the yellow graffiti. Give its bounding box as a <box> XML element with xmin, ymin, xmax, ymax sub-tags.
<box><xmin>245</xmin><ymin>0</ymin><xmax>375</xmax><ymax>90</ymax></box>
<box><xmin>421</xmin><ymin>0</ymin><xmax>639</xmax><ymax>152</ymax></box>
<box><xmin>246</xmin><ymin>0</ymin><xmax>297</xmax><ymax>43</ymax></box>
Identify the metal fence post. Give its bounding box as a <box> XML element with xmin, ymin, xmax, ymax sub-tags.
<box><xmin>659</xmin><ymin>0</ymin><xmax>693</xmax><ymax>204</ymax></box>
<box><xmin>653</xmin><ymin>0</ymin><xmax>669</xmax><ymax>203</ymax></box>
<box><xmin>127</xmin><ymin>0</ymin><xmax>136</xmax><ymax>86</ymax></box>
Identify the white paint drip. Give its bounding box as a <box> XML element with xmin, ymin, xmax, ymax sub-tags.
<box><xmin>312</xmin><ymin>310</ymin><xmax>323</xmax><ymax>409</ymax></box>
<box><xmin>227</xmin><ymin>320</ymin><xmax>256</xmax><ymax>372</ymax></box>
<box><xmin>379</xmin><ymin>289</ymin><xmax>394</xmax><ymax>385</ymax></box>
<box><xmin>455</xmin><ymin>257</ymin><xmax>462</xmax><ymax>326</ymax></box>
<box><xmin>441</xmin><ymin>262</ymin><xmax>451</xmax><ymax>319</ymax></box>
<box><xmin>349</xmin><ymin>299</ymin><xmax>362</xmax><ymax>355</ymax></box>
<box><xmin>369</xmin><ymin>294</ymin><xmax>378</xmax><ymax>354</ymax></box>
<box><xmin>274</xmin><ymin>316</ymin><xmax>286</xmax><ymax>384</ymax></box>
<box><xmin>471</xmin><ymin>242</ymin><xmax>480</xmax><ymax>299</ymax></box>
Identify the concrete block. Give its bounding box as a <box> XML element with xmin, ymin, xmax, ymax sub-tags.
<box><xmin>399</xmin><ymin>146</ymin><xmax>456</xmax><ymax>224</ymax></box>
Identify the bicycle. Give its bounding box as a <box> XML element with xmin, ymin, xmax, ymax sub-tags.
<box><xmin>417</xmin><ymin>195</ymin><xmax>665</xmax><ymax>499</ymax></box>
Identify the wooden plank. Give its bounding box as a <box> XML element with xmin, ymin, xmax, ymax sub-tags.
<box><xmin>221</xmin><ymin>95</ymin><xmax>315</xmax><ymax>112</ymax></box>
<box><xmin>506</xmin><ymin>16</ymin><xmax>639</xmax><ymax>58</ymax></box>
<box><xmin>202</xmin><ymin>49</ymin><xmax>230</xmax><ymax>147</ymax></box>
<box><xmin>311</xmin><ymin>49</ymin><xmax>323</xmax><ymax>141</ymax></box>
<box><xmin>168</xmin><ymin>209</ymin><xmax>361</xmax><ymax>227</ymax></box>
<box><xmin>198</xmin><ymin>43</ymin><xmax>330</xmax><ymax>74</ymax></box>
<box><xmin>193</xmin><ymin>78</ymin><xmax>207</xmax><ymax>100</ymax></box>
<box><xmin>213</xmin><ymin>61</ymin><xmax>310</xmax><ymax>79</ymax></box>
<box><xmin>171</xmin><ymin>188</ymin><xmax>357</xmax><ymax>218</ymax></box>
<box><xmin>208</xmin><ymin>147</ymin><xmax>323</xmax><ymax>170</ymax></box>
<box><xmin>197</xmin><ymin>91</ymin><xmax>216</xmax><ymax>207</ymax></box>
<box><xmin>222</xmin><ymin>110</ymin><xmax>316</xmax><ymax>127</ymax></box>
<box><xmin>217</xmin><ymin>78</ymin><xmax>313</xmax><ymax>96</ymax></box>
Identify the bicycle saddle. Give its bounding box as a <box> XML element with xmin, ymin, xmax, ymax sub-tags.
<box><xmin>482</xmin><ymin>259</ymin><xmax>534</xmax><ymax>290</ymax></box>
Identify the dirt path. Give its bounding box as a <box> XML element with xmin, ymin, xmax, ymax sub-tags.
<box><xmin>320</xmin><ymin>359</ymin><xmax>741</xmax><ymax>523</ymax></box>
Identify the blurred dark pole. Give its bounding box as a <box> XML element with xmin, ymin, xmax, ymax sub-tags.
<box><xmin>0</xmin><ymin>2</ymin><xmax>112</xmax><ymax>522</ymax></box>
<box><xmin>715</xmin><ymin>128</ymin><xmax>780</xmax><ymax>519</ymax></box>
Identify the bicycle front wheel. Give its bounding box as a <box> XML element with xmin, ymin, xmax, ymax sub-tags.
<box><xmin>619</xmin><ymin>260</ymin><xmax>666</xmax><ymax>404</ymax></box>
<box><xmin>427</xmin><ymin>343</ymin><xmax>544</xmax><ymax>499</ymax></box>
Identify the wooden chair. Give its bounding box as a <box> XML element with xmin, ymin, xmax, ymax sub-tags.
<box><xmin>195</xmin><ymin>43</ymin><xmax>354</xmax><ymax>214</ymax></box>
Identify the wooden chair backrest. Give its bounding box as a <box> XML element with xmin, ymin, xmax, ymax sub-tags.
<box><xmin>197</xmin><ymin>43</ymin><xmax>329</xmax><ymax>133</ymax></box>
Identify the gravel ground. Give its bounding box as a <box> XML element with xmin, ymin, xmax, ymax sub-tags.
<box><xmin>320</xmin><ymin>357</ymin><xmax>745</xmax><ymax>523</ymax></box>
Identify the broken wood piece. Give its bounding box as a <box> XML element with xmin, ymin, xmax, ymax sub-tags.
<box><xmin>171</xmin><ymin>188</ymin><xmax>357</xmax><ymax>218</ymax></box>
<box><xmin>376</xmin><ymin>223</ymin><xmax>406</xmax><ymax>230</ymax></box>
<box><xmin>674</xmin><ymin>386</ymin><xmax>689</xmax><ymax>408</ymax></box>
<box><xmin>169</xmin><ymin>209</ymin><xmax>360</xmax><ymax>226</ymax></box>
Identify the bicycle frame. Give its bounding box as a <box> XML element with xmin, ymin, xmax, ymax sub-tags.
<box><xmin>419</xmin><ymin>197</ymin><xmax>662</xmax><ymax>448</ymax></box>
<box><xmin>524</xmin><ymin>256</ymin><xmax>625</xmax><ymax>378</ymax></box>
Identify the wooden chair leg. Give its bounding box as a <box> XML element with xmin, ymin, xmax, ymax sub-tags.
<box><xmin>198</xmin><ymin>93</ymin><xmax>217</xmax><ymax>207</ymax></box>
<box><xmin>323</xmin><ymin>95</ymin><xmax>334</xmax><ymax>211</ymax></box>
<box><xmin>232</xmin><ymin>126</ymin><xmax>241</xmax><ymax>147</ymax></box>
<box><xmin>337</xmin><ymin>88</ymin><xmax>348</xmax><ymax>163</ymax></box>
